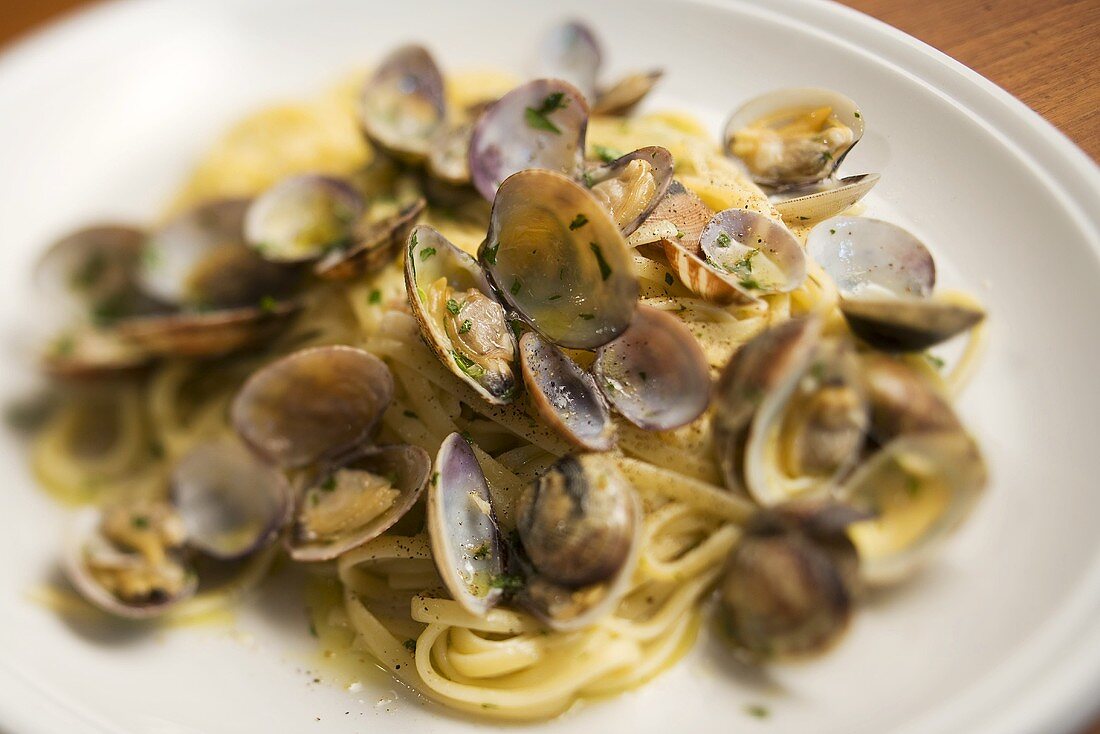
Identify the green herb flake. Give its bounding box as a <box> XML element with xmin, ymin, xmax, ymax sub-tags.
<box><xmin>739</xmin><ymin>278</ymin><xmax>762</xmax><ymax>290</ymax></box>
<box><xmin>926</xmin><ymin>354</ymin><xmax>946</xmax><ymax>370</ymax></box>
<box><xmin>431</xmin><ymin>472</ymin><xmax>440</xmax><ymax>486</ymax></box>
<box><xmin>820</xmin><ymin>151</ymin><xmax>834</xmax><ymax>163</ymax></box>
<box><xmin>524</xmin><ymin>92</ymin><xmax>568</xmax><ymax>134</ymax></box>
<box><xmin>510</xmin><ymin>278</ymin><xmax>522</xmax><ymax>295</ymax></box>
<box><xmin>403</xmin><ymin>409</ymin><xmax>419</xmax><ymax>419</ymax></box>
<box><xmin>593</xmin><ymin>144</ymin><xmax>624</xmax><ymax>163</ymax></box>
<box><xmin>638</xmin><ymin>371</ymin><xmax>648</xmax><ymax>382</ymax></box>
<box><xmin>459</xmin><ymin>319</ymin><xmax>473</xmax><ymax>334</ymax></box>
<box><xmin>664</xmin><ymin>273</ymin><xmax>674</xmax><ymax>286</ymax></box>
<box><xmin>582</xmin><ymin>171</ymin><xmax>596</xmax><ymax>188</ymax></box>
<box><xmin>569</xmin><ymin>213</ymin><xmax>589</xmax><ymax>230</ymax></box>
<box><xmin>854</xmin><ymin>111</ymin><xmax>862</xmax><ymax>119</ymax></box>
<box><xmin>905</xmin><ymin>474</ymin><xmax>922</xmax><ymax>498</ymax></box>
<box><xmin>483</xmin><ymin>241</ymin><xmax>499</xmax><ymax>266</ymax></box>
<box><xmin>470</xmin><ymin>542</ymin><xmax>491</xmax><ymax>560</ymax></box>
<box><xmin>418</xmin><ymin>247</ymin><xmax>437</xmax><ymax>261</ymax></box>
<box><xmin>715</xmin><ymin>232</ymin><xmax>732</xmax><ymax>247</ymax></box>
<box><xmin>132</xmin><ymin>516</ymin><xmax>149</xmax><ymax>530</ymax></box>
<box><xmin>403</xmin><ymin>639</ymin><xmax>417</xmax><ymax>652</ymax></box>
<box><xmin>320</xmin><ymin>476</ymin><xmax>337</xmax><ymax>491</ymax></box>
<box><xmin>72</xmin><ymin>252</ymin><xmax>107</xmax><ymax>290</ymax></box>
<box><xmin>446</xmin><ymin>298</ymin><xmax>461</xmax><ymax>315</ymax></box>
<box><xmin>675</xmin><ymin>229</ymin><xmax>685</xmax><ymax>239</ymax></box>
<box><xmin>579</xmin><ymin>313</ymin><xmax>595</xmax><ymax>320</ymax></box>
<box><xmin>452</xmin><ymin>350</ymin><xmax>486</xmax><ymax>379</ymax></box>
<box><xmin>368</xmin><ymin>289</ymin><xmax>383</xmax><ymax>304</ymax></box>
<box><xmin>258</xmin><ymin>295</ymin><xmax>278</xmax><ymax>313</ymax></box>
<box><xmin>589</xmin><ymin>242</ymin><xmax>612</xmax><ymax>281</ymax></box>
<box><xmin>488</xmin><ymin>573</ymin><xmax>525</xmax><ymax>592</ymax></box>
<box><xmin>745</xmin><ymin>704</ymin><xmax>770</xmax><ymax>719</ymax></box>
<box><xmin>548</xmin><ymin>294</ymin><xmax>562</xmax><ymax>301</ymax></box>
<box><xmin>829</xmin><ymin>228</ymin><xmax>837</xmax><ymax>235</ymax></box>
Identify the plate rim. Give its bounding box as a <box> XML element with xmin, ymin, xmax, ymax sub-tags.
<box><xmin>0</xmin><ymin>1</ymin><xmax>1097</xmax><ymax>732</ymax></box>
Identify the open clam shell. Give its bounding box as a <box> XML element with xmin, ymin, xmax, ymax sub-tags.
<box><xmin>516</xmin><ymin>454</ymin><xmax>643</xmax><ymax>631</ymax></box>
<box><xmin>535</xmin><ymin>21</ymin><xmax>602</xmax><ymax>101</ymax></box>
<box><xmin>428</xmin><ymin>121</ymin><xmax>475</xmax><ymax>185</ymax></box>
<box><xmin>62</xmin><ymin>504</ymin><xmax>197</xmax><ymax>619</ymax></box>
<box><xmin>141</xmin><ymin>198</ymin><xmax>301</xmax><ymax>309</ymax></box>
<box><xmin>808</xmin><ymin>217</ymin><xmax>985</xmax><ymax>351</ymax></box>
<box><xmin>841</xmin><ymin>431</ymin><xmax>987</xmax><ymax>585</ymax></box>
<box><xmin>719</xmin><ymin>502</ymin><xmax>860</xmax><ymax>659</ymax></box>
<box><xmin>773</xmin><ymin>173</ymin><xmax>880</xmax><ymax>224</ymax></box>
<box><xmin>592</xmin><ymin>70</ymin><xmax>663</xmax><ymax>117</ymax></box>
<box><xmin>585</xmin><ymin>146</ymin><xmax>674</xmax><ymax>236</ymax></box>
<box><xmin>114</xmin><ymin>301</ymin><xmax>300</xmax><ymax>358</ymax></box>
<box><xmin>171</xmin><ymin>439</ymin><xmax>292</xmax><ymax>561</ymax></box>
<box><xmin>357</xmin><ymin>44</ymin><xmax>446</xmax><ymax>163</ymax></box>
<box><xmin>41</xmin><ymin>328</ymin><xmax>152</xmax><ymax>380</ymax></box>
<box><xmin>427</xmin><ymin>432</ymin><xmax>505</xmax><ymax>617</ymax></box>
<box><xmin>699</xmin><ymin>208</ymin><xmax>807</xmax><ymax>296</ymax></box>
<box><xmin>519</xmin><ymin>331</ymin><xmax>615</xmax><ymax>451</ymax></box>
<box><xmin>315</xmin><ymin>197</ymin><xmax>426</xmax><ymax>281</ymax></box>
<box><xmin>468</xmin><ymin>79</ymin><xmax>589</xmax><ymax>201</ymax></box>
<box><xmin>289</xmin><ymin>444</ymin><xmax>431</xmax><ymax>562</ymax></box>
<box><xmin>406</xmin><ymin>224</ymin><xmax>519</xmax><ymax>404</ymax></box>
<box><xmin>631</xmin><ymin>179</ymin><xmax>712</xmax><ymax>249</ymax></box>
<box><xmin>592</xmin><ymin>305</ymin><xmax>711</xmax><ymax>431</ymax></box>
<box><xmin>861</xmin><ymin>353</ymin><xmax>962</xmax><ymax>441</ymax></box>
<box><xmin>244</xmin><ymin>175</ymin><xmax>364</xmax><ymax>263</ymax></box>
<box><xmin>713</xmin><ymin>315</ymin><xmax>870</xmax><ymax>504</ymax></box>
<box><xmin>480</xmin><ymin>169</ymin><xmax>637</xmax><ymax>350</ymax></box>
<box><xmin>34</xmin><ymin>224</ymin><xmax>148</xmax><ymax>322</ymax></box>
<box><xmin>724</xmin><ymin>87</ymin><xmax>864</xmax><ymax>189</ymax></box>
<box><xmin>231</xmin><ymin>345</ymin><xmax>395</xmax><ymax>469</ymax></box>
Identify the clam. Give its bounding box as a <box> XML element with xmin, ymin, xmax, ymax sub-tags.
<box><xmin>591</xmin><ymin>70</ymin><xmax>664</xmax><ymax>117</ymax></box>
<box><xmin>427</xmin><ymin>432</ymin><xmax>506</xmax><ymax>616</ymax></box>
<box><xmin>515</xmin><ymin>454</ymin><xmax>643</xmax><ymax>631</ymax></box>
<box><xmin>713</xmin><ymin>316</ymin><xmax>869</xmax><ymax>505</ymax></box>
<box><xmin>357</xmin><ymin>44</ymin><xmax>446</xmax><ymax>163</ymax></box>
<box><xmin>840</xmin><ymin>431</ymin><xmax>987</xmax><ymax>585</ymax></box>
<box><xmin>140</xmin><ymin>198</ymin><xmax>301</xmax><ymax>309</ymax></box>
<box><xmin>725</xmin><ymin>88</ymin><xmax>863</xmax><ymax>190</ymax></box>
<box><xmin>535</xmin><ymin>21</ymin><xmax>602</xmax><ymax>100</ymax></box>
<box><xmin>290</xmin><ymin>444</ymin><xmax>431</xmax><ymax>561</ymax></box>
<box><xmin>170</xmin><ymin>439</ymin><xmax>292</xmax><ymax>560</ymax></box>
<box><xmin>807</xmin><ymin>217</ymin><xmax>985</xmax><ymax>351</ymax></box>
<box><xmin>231</xmin><ymin>346</ymin><xmax>395</xmax><ymax>469</ymax></box>
<box><xmin>468</xmin><ymin>79</ymin><xmax>589</xmax><ymax>201</ymax></box>
<box><xmin>480</xmin><ymin>169</ymin><xmax>637</xmax><ymax>349</ymax></box>
<box><xmin>861</xmin><ymin>353</ymin><xmax>962</xmax><ymax>440</ymax></box>
<box><xmin>584</xmin><ymin>146</ymin><xmax>674</xmax><ymax>236</ymax></box>
<box><xmin>519</xmin><ymin>331</ymin><xmax>615</xmax><ymax>451</ymax></box>
<box><xmin>592</xmin><ymin>305</ymin><xmax>710</xmax><ymax>431</ymax></box>
<box><xmin>536</xmin><ymin>21</ymin><xmax>661</xmax><ymax>115</ymax></box>
<box><xmin>244</xmin><ymin>175</ymin><xmax>364</xmax><ymax>263</ymax></box>
<box><xmin>719</xmin><ymin>501</ymin><xmax>860</xmax><ymax>659</ymax></box>
<box><xmin>772</xmin><ymin>173</ymin><xmax>880</xmax><ymax>223</ymax></box>
<box><xmin>41</xmin><ymin>328</ymin><xmax>151</xmax><ymax>380</ymax></box>
<box><xmin>114</xmin><ymin>301</ymin><xmax>301</xmax><ymax>358</ymax></box>
<box><xmin>698</xmin><ymin>208</ymin><xmax>807</xmax><ymax>295</ymax></box>
<box><xmin>34</xmin><ymin>224</ymin><xmax>150</xmax><ymax>322</ymax></box>
<box><xmin>631</xmin><ymin>179</ymin><xmax>712</xmax><ymax>250</ymax></box>
<box><xmin>428</xmin><ymin>121</ymin><xmax>475</xmax><ymax>185</ymax></box>
<box><xmin>63</xmin><ymin>502</ymin><xmax>196</xmax><ymax>619</ymax></box>
<box><xmin>315</xmin><ymin>197</ymin><xmax>426</xmax><ymax>281</ymax></box>
<box><xmin>406</xmin><ymin>224</ymin><xmax>519</xmax><ymax>404</ymax></box>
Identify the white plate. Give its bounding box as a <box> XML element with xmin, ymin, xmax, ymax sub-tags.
<box><xmin>1</xmin><ymin>1</ymin><xmax>1098</xmax><ymax>732</ymax></box>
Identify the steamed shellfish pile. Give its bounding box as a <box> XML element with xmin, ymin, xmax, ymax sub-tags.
<box><xmin>32</xmin><ymin>19</ymin><xmax>988</xmax><ymax>677</ymax></box>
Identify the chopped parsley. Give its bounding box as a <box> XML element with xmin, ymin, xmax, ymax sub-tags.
<box><xmin>715</xmin><ymin>232</ymin><xmax>732</xmax><ymax>247</ymax></box>
<box><xmin>131</xmin><ymin>516</ymin><xmax>149</xmax><ymax>530</ymax></box>
<box><xmin>589</xmin><ymin>242</ymin><xmax>612</xmax><ymax>280</ymax></box>
<box><xmin>469</xmin><ymin>542</ymin><xmax>491</xmax><ymax>560</ymax></box>
<box><xmin>745</xmin><ymin>704</ymin><xmax>770</xmax><ymax>719</ymax></box>
<box><xmin>482</xmin><ymin>241</ymin><xmax>499</xmax><ymax>265</ymax></box>
<box><xmin>446</xmin><ymin>298</ymin><xmax>461</xmax><ymax>315</ymax></box>
<box><xmin>829</xmin><ymin>228</ymin><xmax>837</xmax><ymax>235</ymax></box>
<box><xmin>368</xmin><ymin>289</ymin><xmax>382</xmax><ymax>304</ymax></box>
<box><xmin>853</xmin><ymin>110</ymin><xmax>861</xmax><ymax>119</ymax></box>
<box><xmin>579</xmin><ymin>313</ymin><xmax>595</xmax><ymax>320</ymax></box>
<box><xmin>403</xmin><ymin>409</ymin><xmax>419</xmax><ymax>419</ymax></box>
<box><xmin>258</xmin><ymin>295</ymin><xmax>278</xmax><ymax>313</ymax></box>
<box><xmin>418</xmin><ymin>246</ymin><xmax>436</xmax><ymax>261</ymax></box>
<box><xmin>664</xmin><ymin>273</ymin><xmax>674</xmax><ymax>286</ymax></box>
<box><xmin>548</xmin><ymin>294</ymin><xmax>562</xmax><ymax>301</ymax></box>
<box><xmin>905</xmin><ymin>474</ymin><xmax>922</xmax><ymax>498</ymax></box>
<box><xmin>308</xmin><ymin>622</ymin><xmax>318</xmax><ymax>638</ymax></box>
<box><xmin>675</xmin><ymin>229</ymin><xmax>685</xmax><ymax>239</ymax></box>
<box><xmin>510</xmin><ymin>278</ymin><xmax>522</xmax><ymax>295</ymax></box>
<box><xmin>738</xmin><ymin>278</ymin><xmax>762</xmax><ymax>290</ymax></box>
<box><xmin>593</xmin><ymin>144</ymin><xmax>624</xmax><ymax>163</ymax></box>
<box><xmin>459</xmin><ymin>319</ymin><xmax>473</xmax><ymax>334</ymax></box>
<box><xmin>731</xmin><ymin>248</ymin><xmax>760</xmax><ymax>275</ymax></box>
<box><xmin>452</xmin><ymin>351</ymin><xmax>486</xmax><ymax>379</ymax></box>
<box><xmin>925</xmin><ymin>354</ymin><xmax>946</xmax><ymax>370</ymax></box>
<box><xmin>72</xmin><ymin>252</ymin><xmax>107</xmax><ymax>290</ymax></box>
<box><xmin>488</xmin><ymin>573</ymin><xmax>525</xmax><ymax>592</ymax></box>
<box><xmin>403</xmin><ymin>639</ymin><xmax>417</xmax><ymax>652</ymax></box>
<box><xmin>524</xmin><ymin>92</ymin><xmax>568</xmax><ymax>134</ymax></box>
<box><xmin>431</xmin><ymin>472</ymin><xmax>440</xmax><ymax>486</ymax></box>
<box><xmin>820</xmin><ymin>151</ymin><xmax>834</xmax><ymax>164</ymax></box>
<box><xmin>320</xmin><ymin>476</ymin><xmax>337</xmax><ymax>491</ymax></box>
<box><xmin>582</xmin><ymin>171</ymin><xmax>596</xmax><ymax>187</ymax></box>
<box><xmin>569</xmin><ymin>213</ymin><xmax>589</xmax><ymax>230</ymax></box>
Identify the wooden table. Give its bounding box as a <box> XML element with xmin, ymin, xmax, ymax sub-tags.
<box><xmin>1</xmin><ymin>1</ymin><xmax>1098</xmax><ymax>732</ymax></box>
